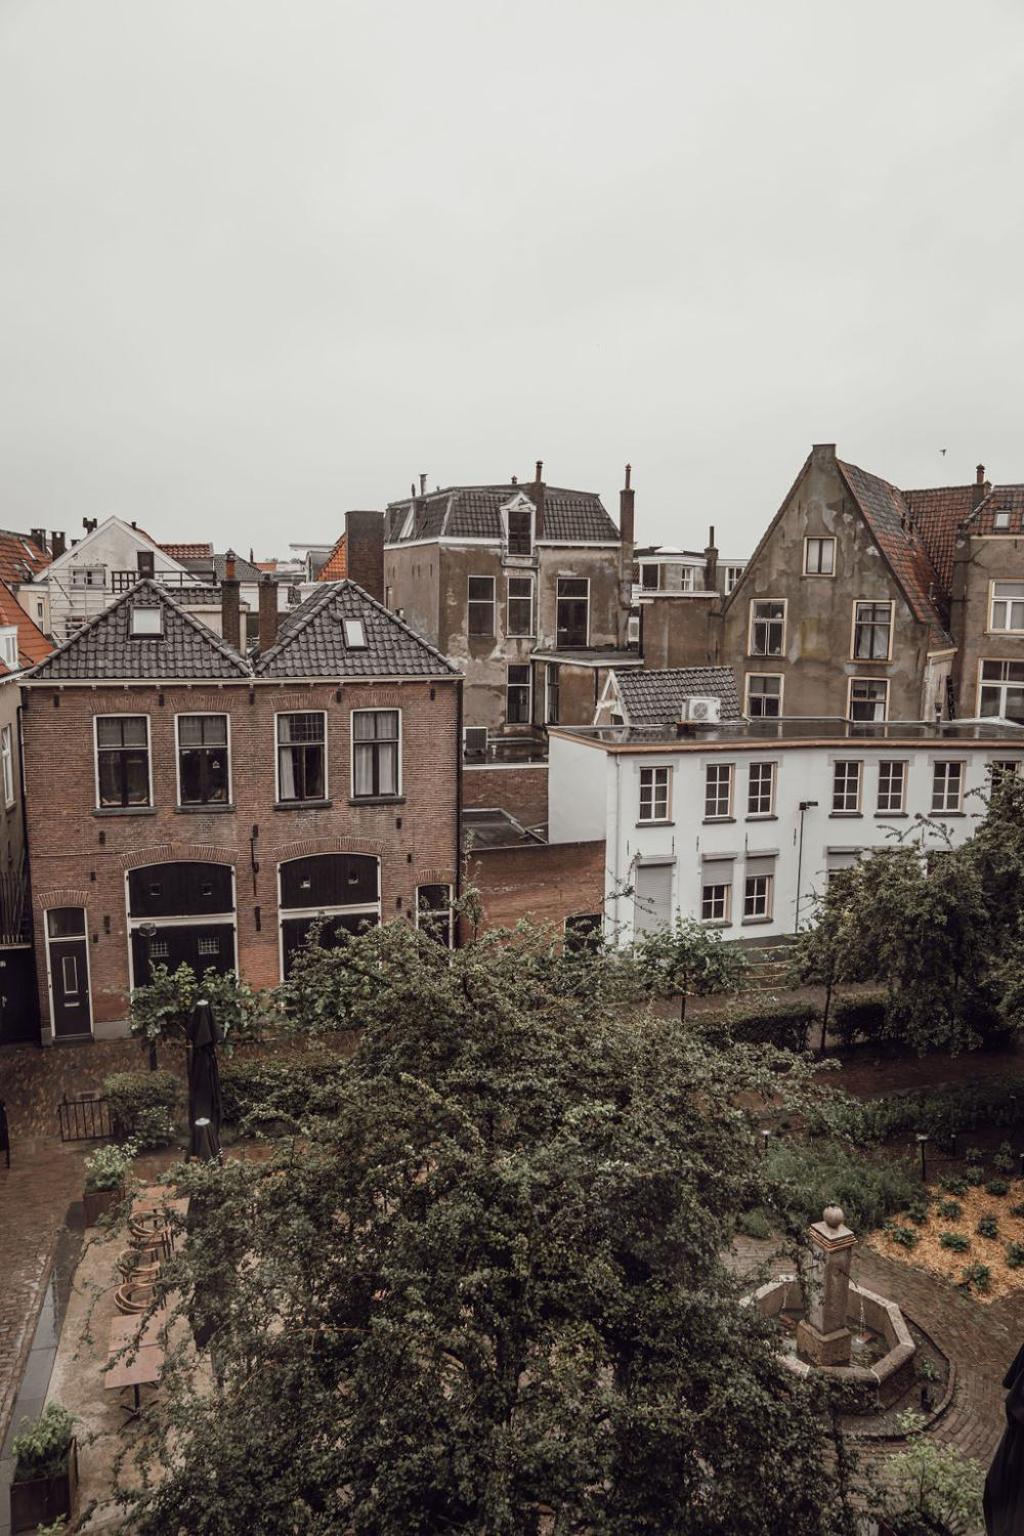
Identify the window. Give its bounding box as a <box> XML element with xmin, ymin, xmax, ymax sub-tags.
<box><xmin>276</xmin><ymin>712</ymin><xmax>326</xmax><ymax>803</ymax></box>
<box><xmin>991</xmin><ymin>759</ymin><xmax>1022</xmax><ymax>784</ymax></box>
<box><xmin>747</xmin><ymin>761</ymin><xmax>776</xmax><ymax>816</ymax></box>
<box><xmin>994</xmin><ymin>511</ymin><xmax>1012</xmax><ymax>532</ymax></box>
<box><xmin>639</xmin><ymin>766</ymin><xmax>671</xmax><ymax>822</ymax></box>
<box><xmin>507</xmin><ymin>577</ymin><xmax>534</xmax><ymax>637</ymax></box>
<box><xmin>832</xmin><ymin>760</ymin><xmax>862</xmax><ymax>813</ymax></box>
<box><xmin>746</xmin><ymin>674</ymin><xmax>783</xmax><ymax>718</ymax></box>
<box><xmin>853</xmin><ymin>602</ymin><xmax>893</xmax><ymax>660</ymax></box>
<box><xmin>849</xmin><ymin>678</ymin><xmax>889</xmax><ymax>722</ymax></box>
<box><xmin>70</xmin><ymin>566</ymin><xmax>105</xmax><ymax>588</ymax></box>
<box><xmin>877</xmin><ymin>761</ymin><xmax>906</xmax><ymax>813</ymax></box>
<box><xmin>545</xmin><ymin>663</ymin><xmax>560</xmax><ymax>726</ymax></box>
<box><xmin>468</xmin><ymin>576</ymin><xmax>495</xmax><ymax>636</ymax></box>
<box><xmin>979</xmin><ymin>660</ymin><xmax>1024</xmax><ymax>722</ymax></box>
<box><xmin>701</xmin><ymin>882</ymin><xmax>731</xmax><ymax>922</ymax></box>
<box><xmin>0</xmin><ymin>626</ymin><xmax>17</xmax><ymax>670</ymax></box>
<box><xmin>0</xmin><ymin>724</ymin><xmax>13</xmax><ymax>808</ymax></box>
<box><xmin>932</xmin><ymin>760</ymin><xmax>964</xmax><ymax>813</ymax></box>
<box><xmin>743</xmin><ymin>870</ymin><xmax>774</xmax><ymax>920</ymax></box>
<box><xmin>506</xmin><ymin>665</ymin><xmax>531</xmax><ymax>724</ymax></box>
<box><xmin>724</xmin><ymin>565</ymin><xmax>743</xmax><ymax>594</ymax></box>
<box><xmin>556</xmin><ymin>578</ymin><xmax>589</xmax><ymax>647</ymax></box>
<box><xmin>95</xmin><ymin>716</ymin><xmax>150</xmax><ymax>808</ymax></box>
<box><xmin>343</xmin><ymin>619</ymin><xmax>366</xmax><ymax>649</ymax></box>
<box><xmin>417</xmin><ymin>883</ymin><xmax>453</xmax><ymax>947</ymax></box>
<box><xmin>177</xmin><ymin>715</ymin><xmax>230</xmax><ymax>806</ymax></box>
<box><xmin>749</xmin><ymin>600</ymin><xmax>785</xmax><ymax>656</ymax></box>
<box><xmin>804</xmin><ymin>537</ymin><xmax>835</xmax><ymax>575</ymax></box>
<box><xmin>640</xmin><ymin>563</ymin><xmax>660</xmax><ymax>590</ymax></box>
<box><xmin>704</xmin><ymin>762</ymin><xmax>733</xmax><ymax>819</ymax></box>
<box><xmin>352</xmin><ymin>710</ymin><xmax>400</xmax><ymax>798</ymax></box>
<box><xmin>506</xmin><ymin>506</ymin><xmax>533</xmax><ymax>556</ymax></box>
<box><xmin>130</xmin><ymin>606</ymin><xmax>163</xmax><ymax>637</ymax></box>
<box><xmin>990</xmin><ymin>582</ymin><xmax>1024</xmax><ymax>632</ymax></box>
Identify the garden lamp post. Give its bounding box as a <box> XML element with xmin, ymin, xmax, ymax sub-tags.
<box><xmin>137</xmin><ymin>922</ymin><xmax>159</xmax><ymax>1071</ymax></box>
<box><xmin>916</xmin><ymin>1133</ymin><xmax>929</xmax><ymax>1183</ymax></box>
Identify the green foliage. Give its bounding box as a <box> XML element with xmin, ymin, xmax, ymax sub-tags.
<box><xmin>872</xmin><ymin>1410</ymin><xmax>984</xmax><ymax>1536</ymax></box>
<box><xmin>939</xmin><ymin>1175</ymin><xmax>968</xmax><ymax>1197</ymax></box>
<box><xmin>104</xmin><ymin>1070</ymin><xmax>181</xmax><ymax>1149</ymax></box>
<box><xmin>787</xmin><ymin>885</ymin><xmax>869</xmax><ymax>1050</ymax></box>
<box><xmin>735</xmin><ymin>1207</ymin><xmax>773</xmax><ymax>1239</ymax></box>
<box><xmin>964</xmin><ymin>1166</ymin><xmax>985</xmax><ymax>1188</ymax></box>
<box><xmin>630</xmin><ymin>915</ymin><xmax>746</xmax><ymax>1020</ymax></box>
<box><xmin>937</xmin><ymin>1199</ymin><xmax>962</xmax><ymax>1220</ymax></box>
<box><xmin>11</xmin><ymin>1403</ymin><xmax>75</xmax><ymax>1481</ymax></box>
<box><xmin>964</xmin><ymin>1144</ymin><xmax>984</xmax><ymax>1165</ymax></box>
<box><xmin>903</xmin><ymin>1195</ymin><xmax>930</xmax><ymax>1225</ymax></box>
<box><xmin>985</xmin><ymin>1178</ymin><xmax>1010</xmax><ymax>1196</ymax></box>
<box><xmin>129</xmin><ymin>963</ymin><xmax>270</xmax><ymax>1055</ymax></box>
<box><xmin>218</xmin><ymin>1054</ymin><xmax>350</xmax><ymax>1128</ymax></box>
<box><xmin>764</xmin><ymin>1137</ymin><xmax>919</xmax><ymax>1234</ymax></box>
<box><xmin>830</xmin><ymin>988</ymin><xmax>889</xmax><ymax>1047</ymax></box>
<box><xmin>850</xmin><ymin>1075</ymin><xmax>1024</xmax><ymax>1146</ymax></box>
<box><xmin>885</xmin><ymin>1224</ymin><xmax>919</xmax><ymax>1249</ymax></box>
<box><xmin>1006</xmin><ymin>1241</ymin><xmax>1024</xmax><ymax>1269</ymax></box>
<box><xmin>725</xmin><ymin>1000</ymin><xmax>819</xmax><ymax>1053</ymax></box>
<box><xmin>1010</xmin><ymin>1202</ymin><xmax>1024</xmax><ymax>1219</ymax></box>
<box><xmin>939</xmin><ymin>1231</ymin><xmax>970</xmax><ymax>1253</ymax></box>
<box><xmin>82</xmin><ymin>1139</ymin><xmax>136</xmax><ymax>1193</ymax></box>
<box><xmin>976</xmin><ymin>1214</ymin><xmax>999</xmax><ymax>1239</ymax></box>
<box><xmin>993</xmin><ymin>1140</ymin><xmax>1018</xmax><ymax>1174</ymax></box>
<box><xmin>958</xmin><ymin>1262</ymin><xmax>991</xmax><ymax>1294</ymax></box>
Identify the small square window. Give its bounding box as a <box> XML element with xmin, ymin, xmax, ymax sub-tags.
<box><xmin>994</xmin><ymin>511</ymin><xmax>1011</xmax><ymax>531</ymax></box>
<box><xmin>130</xmin><ymin>607</ymin><xmax>163</xmax><ymax>637</ymax></box>
<box><xmin>804</xmin><ymin>537</ymin><xmax>835</xmax><ymax>575</ymax></box>
<box><xmin>343</xmin><ymin>619</ymin><xmax>366</xmax><ymax>649</ymax></box>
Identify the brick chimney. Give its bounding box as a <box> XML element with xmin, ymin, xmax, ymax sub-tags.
<box><xmin>30</xmin><ymin>528</ymin><xmax>46</xmax><ymax>553</ymax></box>
<box><xmin>258</xmin><ymin>573</ymin><xmax>278</xmax><ymax>651</ymax></box>
<box><xmin>50</xmin><ymin>531</ymin><xmax>66</xmax><ymax>559</ymax></box>
<box><xmin>618</xmin><ymin>464</ymin><xmax>636</xmax><ymax>646</ymax></box>
<box><xmin>344</xmin><ymin>511</ymin><xmax>384</xmax><ymax>603</ymax></box>
<box><xmin>704</xmin><ymin>525</ymin><xmax>719</xmax><ymax>593</ymax></box>
<box><xmin>532</xmin><ymin>459</ymin><xmax>546</xmax><ymax>540</ymax></box>
<box><xmin>972</xmin><ymin>463</ymin><xmax>990</xmax><ymax>511</ymax></box>
<box><xmin>221</xmin><ymin>549</ymin><xmax>241</xmax><ymax>650</ymax></box>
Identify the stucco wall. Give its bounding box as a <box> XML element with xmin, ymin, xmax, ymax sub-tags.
<box><xmin>951</xmin><ymin>533</ymin><xmax>1024</xmax><ymax>719</ymax></box>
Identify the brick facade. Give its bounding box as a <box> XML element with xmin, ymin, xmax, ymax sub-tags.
<box><xmin>461</xmin><ymin>763</ymin><xmax>548</xmax><ymax>828</ymax></box>
<box><xmin>463</xmin><ymin>838</ymin><xmax>606</xmax><ymax>935</ymax></box>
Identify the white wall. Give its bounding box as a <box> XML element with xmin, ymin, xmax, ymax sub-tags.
<box><xmin>547</xmin><ymin>734</ymin><xmax>608</xmax><ymax>844</ymax></box>
<box><xmin>39</xmin><ymin>519</ymin><xmax>197</xmax><ymax>639</ymax></box>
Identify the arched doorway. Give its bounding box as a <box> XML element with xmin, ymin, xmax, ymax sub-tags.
<box><xmin>277</xmin><ymin>853</ymin><xmax>380</xmax><ymax>979</ymax></box>
<box><xmin>127</xmin><ymin>862</ymin><xmax>237</xmax><ymax>986</ymax></box>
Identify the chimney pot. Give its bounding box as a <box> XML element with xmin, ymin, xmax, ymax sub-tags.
<box><xmin>977</xmin><ymin>464</ymin><xmax>985</xmax><ymax>485</ymax></box>
<box><xmin>258</xmin><ymin>573</ymin><xmax>278</xmax><ymax>652</ymax></box>
<box><xmin>419</xmin><ymin>473</ymin><xmax>427</xmax><ymax>495</ymax></box>
<box><xmin>50</xmin><ymin>531</ymin><xmax>66</xmax><ymax>559</ymax></box>
<box><xmin>535</xmin><ymin>460</ymin><xmax>543</xmax><ymax>483</ymax></box>
<box><xmin>624</xmin><ymin>463</ymin><xmax>631</xmax><ymax>490</ymax></box>
<box><xmin>224</xmin><ymin>549</ymin><xmax>236</xmax><ymax>582</ymax></box>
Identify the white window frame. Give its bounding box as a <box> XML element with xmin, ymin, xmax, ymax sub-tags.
<box><xmin>994</xmin><ymin>510</ymin><xmax>1011</xmax><ymax>532</ymax></box>
<box><xmin>748</xmin><ymin>599</ymin><xmax>787</xmax><ymax>657</ymax></box>
<box><xmin>876</xmin><ymin>760</ymin><xmax>907</xmax><ymax>814</ymax></box>
<box><xmin>506</xmin><ymin>574</ymin><xmax>535</xmax><ymax>638</ymax></box>
<box><xmin>743</xmin><ymin>870</ymin><xmax>774</xmax><ymax>921</ymax></box>
<box><xmin>0</xmin><ymin>626</ymin><xmax>18</xmax><ymax>670</ymax></box>
<box><xmin>276</xmin><ymin>856</ymin><xmax>381</xmax><ymax>982</ymax></box>
<box><xmin>638</xmin><ymin>562</ymin><xmax>661</xmax><ymax>591</ymax></box>
<box><xmin>70</xmin><ymin>565</ymin><xmax>106</xmax><ymax>588</ymax></box>
<box><xmin>350</xmin><ymin>708</ymin><xmax>402</xmax><ymax>800</ymax></box>
<box><xmin>832</xmin><ymin>760</ymin><xmax>862</xmax><ymax>814</ymax></box>
<box><xmin>467</xmin><ymin>574</ymin><xmax>496</xmax><ymax>637</ymax></box>
<box><xmin>723</xmin><ymin>565</ymin><xmax>743</xmax><ymax>594</ymax></box>
<box><xmin>851</xmin><ymin>600</ymin><xmax>894</xmax><ymax>662</ymax></box>
<box><xmin>638</xmin><ymin>765</ymin><xmax>671</xmax><ymax>824</ymax></box>
<box><xmin>701</xmin><ymin>881</ymin><xmax>732</xmax><ymax>923</ymax></box>
<box><xmin>803</xmin><ymin>536</ymin><xmax>836</xmax><ymax>576</ymax></box>
<box><xmin>93</xmin><ymin>714</ymin><xmax>153</xmax><ymax>811</ymax></box>
<box><xmin>847</xmin><ymin>677</ymin><xmax>890</xmax><ymax>723</ymax></box>
<box><xmin>745</xmin><ymin>673</ymin><xmax>784</xmax><ymax>718</ymax></box>
<box><xmin>502</xmin><ymin>499</ymin><xmax>535</xmax><ymax>556</ymax></box>
<box><xmin>704</xmin><ymin>761</ymin><xmax>734</xmax><ymax>820</ymax></box>
<box><xmin>274</xmin><ymin>709</ymin><xmax>329</xmax><ymax>804</ymax></box>
<box><xmin>931</xmin><ymin>760</ymin><xmax>964</xmax><ymax>814</ymax></box>
<box><xmin>988</xmin><ymin>581</ymin><xmax>1024</xmax><ymax>634</ymax></box>
<box><xmin>679</xmin><ymin>566</ymin><xmax>696</xmax><ymax>593</ymax></box>
<box><xmin>977</xmin><ymin>657</ymin><xmax>1024</xmax><ymax>720</ymax></box>
<box><xmin>415</xmin><ymin>883</ymin><xmax>454</xmax><ymax>947</ymax></box>
<box><xmin>0</xmin><ymin>724</ymin><xmax>14</xmax><ymax>808</ymax></box>
<box><xmin>747</xmin><ymin>760</ymin><xmax>776</xmax><ymax>818</ymax></box>
<box><xmin>505</xmin><ymin>664</ymin><xmax>532</xmax><ymax>726</ymax></box>
<box><xmin>174</xmin><ymin>712</ymin><xmax>233</xmax><ymax>809</ymax></box>
<box><xmin>555</xmin><ymin>576</ymin><xmax>591</xmax><ymax>648</ymax></box>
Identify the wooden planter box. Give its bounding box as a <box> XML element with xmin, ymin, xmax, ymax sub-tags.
<box><xmin>10</xmin><ymin>1437</ymin><xmax>78</xmax><ymax>1533</ymax></box>
<box><xmin>83</xmin><ymin>1184</ymin><xmax>123</xmax><ymax>1226</ymax></box>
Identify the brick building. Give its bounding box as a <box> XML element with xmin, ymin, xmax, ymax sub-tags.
<box><xmin>21</xmin><ymin>577</ymin><xmax>461</xmax><ymax>1042</ymax></box>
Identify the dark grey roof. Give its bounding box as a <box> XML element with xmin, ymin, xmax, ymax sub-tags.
<box><xmin>214</xmin><ymin>552</ymin><xmax>264</xmax><ymax>583</ymax></box>
<box><xmin>25</xmin><ymin>580</ymin><xmax>251</xmax><ymax>681</ymax></box>
<box><xmin>177</xmin><ymin>585</ymin><xmax>243</xmax><ymax>606</ymax></box>
<box><xmin>613</xmin><ymin>667</ymin><xmax>741</xmax><ymax>726</ymax></box>
<box><xmin>385</xmin><ymin>484</ymin><xmax>619</xmax><ymax>545</ymax></box>
<box><xmin>254</xmin><ymin>581</ymin><xmax>457</xmax><ymax>679</ymax></box>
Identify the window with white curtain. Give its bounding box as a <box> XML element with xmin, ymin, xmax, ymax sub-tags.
<box><xmin>352</xmin><ymin>710</ymin><xmax>400</xmax><ymax>799</ymax></box>
<box><xmin>277</xmin><ymin>712</ymin><xmax>326</xmax><ymax>803</ymax></box>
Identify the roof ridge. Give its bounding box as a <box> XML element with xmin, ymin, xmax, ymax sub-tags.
<box><xmin>339</xmin><ymin>580</ymin><xmax>457</xmax><ymax>673</ymax></box>
<box><xmin>252</xmin><ymin>580</ymin><xmax>340</xmax><ymax>672</ymax></box>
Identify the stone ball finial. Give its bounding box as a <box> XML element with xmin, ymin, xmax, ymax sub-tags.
<box><xmin>823</xmin><ymin>1205</ymin><xmax>845</xmax><ymax>1230</ymax></box>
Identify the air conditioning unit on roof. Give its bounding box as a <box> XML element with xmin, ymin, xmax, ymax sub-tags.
<box><xmin>463</xmin><ymin>726</ymin><xmax>489</xmax><ymax>761</ymax></box>
<box><xmin>682</xmin><ymin>695</ymin><xmax>722</xmax><ymax>724</ymax></box>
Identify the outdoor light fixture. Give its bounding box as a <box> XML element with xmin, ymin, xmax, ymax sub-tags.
<box><xmin>915</xmin><ymin>1133</ymin><xmax>929</xmax><ymax>1182</ymax></box>
<box><xmin>759</xmin><ymin>1129</ymin><xmax>771</xmax><ymax>1157</ymax></box>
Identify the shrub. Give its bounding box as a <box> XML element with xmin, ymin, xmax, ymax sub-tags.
<box><xmin>986</xmin><ymin>1178</ymin><xmax>1010</xmax><ymax>1197</ymax></box>
<box><xmin>993</xmin><ymin>1141</ymin><xmax>1018</xmax><ymax>1175</ymax></box>
<box><xmin>725</xmin><ymin>1000</ymin><xmax>819</xmax><ymax>1053</ymax></box>
<box><xmin>1010</xmin><ymin>1202</ymin><xmax>1024</xmax><ymax>1219</ymax></box>
<box><xmin>886</xmin><ymin>1224</ymin><xmax>919</xmax><ymax>1249</ymax></box>
<box><xmin>965</xmin><ymin>1144</ymin><xmax>985</xmax><ymax>1165</ymax></box>
<box><xmin>904</xmin><ymin>1196</ymin><xmax>930</xmax><ymax>1226</ymax></box>
<box><xmin>959</xmin><ymin>1262</ymin><xmax>991</xmax><ymax>1294</ymax></box>
<box><xmin>937</xmin><ymin>1198</ymin><xmax>962</xmax><ymax>1221</ymax></box>
<box><xmin>939</xmin><ymin>1231</ymin><xmax>970</xmax><ymax>1253</ymax></box>
<box><xmin>104</xmin><ymin>1070</ymin><xmax>181</xmax><ymax>1149</ymax></box>
<box><xmin>219</xmin><ymin>1055</ymin><xmax>349</xmax><ymax>1127</ymax></box>
<box><xmin>939</xmin><ymin>1175</ymin><xmax>968</xmax><ymax>1197</ymax></box>
<box><xmin>964</xmin><ymin>1166</ymin><xmax>985</xmax><ymax>1188</ymax></box>
<box><xmin>11</xmin><ymin>1403</ymin><xmax>75</xmax><ymax>1481</ymax></box>
<box><xmin>736</xmin><ymin>1208</ymin><xmax>773</xmax><ymax>1240</ymax></box>
<box><xmin>1006</xmin><ymin>1241</ymin><xmax>1024</xmax><ymax>1269</ymax></box>
<box><xmin>83</xmin><ymin>1140</ymin><xmax>136</xmax><ymax>1193</ymax></box>
<box><xmin>766</xmin><ymin>1137</ymin><xmax>918</xmax><ymax>1234</ymax></box>
<box><xmin>977</xmin><ymin>1215</ymin><xmax>1000</xmax><ymax>1240</ymax></box>
<box><xmin>831</xmin><ymin>988</ymin><xmax>889</xmax><ymax>1047</ymax></box>
<box><xmin>854</xmin><ymin>1076</ymin><xmax>1024</xmax><ymax>1147</ymax></box>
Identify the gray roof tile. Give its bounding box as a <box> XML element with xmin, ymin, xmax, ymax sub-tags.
<box><xmin>385</xmin><ymin>484</ymin><xmax>619</xmax><ymax>544</ymax></box>
<box><xmin>614</xmin><ymin>667</ymin><xmax>741</xmax><ymax>726</ymax></box>
<box><xmin>254</xmin><ymin>581</ymin><xmax>457</xmax><ymax>679</ymax></box>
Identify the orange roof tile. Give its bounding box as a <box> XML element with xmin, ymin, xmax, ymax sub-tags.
<box><xmin>317</xmin><ymin>533</ymin><xmax>348</xmax><ymax>581</ymax></box>
<box><xmin>0</xmin><ymin>530</ymin><xmax>50</xmax><ymax>586</ymax></box>
<box><xmin>0</xmin><ymin>579</ymin><xmax>54</xmax><ymax>667</ymax></box>
<box><xmin>160</xmin><ymin>542</ymin><xmax>213</xmax><ymax>562</ymax></box>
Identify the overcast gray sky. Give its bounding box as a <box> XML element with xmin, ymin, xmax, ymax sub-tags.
<box><xmin>2</xmin><ymin>0</ymin><xmax>1023</xmax><ymax>558</ymax></box>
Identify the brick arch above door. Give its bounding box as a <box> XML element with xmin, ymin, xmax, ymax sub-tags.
<box><xmin>33</xmin><ymin>887</ymin><xmax>92</xmax><ymax>912</ymax></box>
<box><xmin>267</xmin><ymin>834</ymin><xmax>385</xmax><ymax>862</ymax></box>
<box><xmin>116</xmin><ymin>841</ymin><xmax>237</xmax><ymax>872</ymax></box>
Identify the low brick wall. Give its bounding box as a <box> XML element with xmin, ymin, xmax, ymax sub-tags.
<box><xmin>463</xmin><ymin>838</ymin><xmax>606</xmax><ymax>934</ymax></box>
<box><xmin>462</xmin><ymin>762</ymin><xmax>548</xmax><ymax>829</ymax></box>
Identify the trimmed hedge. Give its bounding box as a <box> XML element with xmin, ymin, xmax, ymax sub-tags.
<box><xmin>725</xmin><ymin>1001</ymin><xmax>819</xmax><ymax>1053</ymax></box>
<box><xmin>104</xmin><ymin>1070</ymin><xmax>181</xmax><ymax>1149</ymax></box>
<box><xmin>853</xmin><ymin>1075</ymin><xmax>1024</xmax><ymax>1146</ymax></box>
<box><xmin>830</xmin><ymin>989</ymin><xmax>889</xmax><ymax>1047</ymax></box>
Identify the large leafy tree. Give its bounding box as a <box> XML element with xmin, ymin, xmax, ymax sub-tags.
<box><xmin>121</xmin><ymin>920</ymin><xmax>852</xmax><ymax>1536</ymax></box>
<box><xmin>630</xmin><ymin>914</ymin><xmax>746</xmax><ymax>1020</ymax></box>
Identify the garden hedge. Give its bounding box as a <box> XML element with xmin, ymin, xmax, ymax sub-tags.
<box><xmin>725</xmin><ymin>1000</ymin><xmax>819</xmax><ymax>1053</ymax></box>
<box><xmin>103</xmin><ymin>1070</ymin><xmax>181</xmax><ymax>1149</ymax></box>
<box><xmin>830</xmin><ymin>989</ymin><xmax>889</xmax><ymax>1046</ymax></box>
<box><xmin>219</xmin><ymin>1056</ymin><xmax>349</xmax><ymax>1127</ymax></box>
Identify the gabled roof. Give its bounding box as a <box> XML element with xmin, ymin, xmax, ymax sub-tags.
<box><xmin>837</xmin><ymin>461</ymin><xmax>952</xmax><ymax>648</ymax></box>
<box><xmin>161</xmin><ymin>542</ymin><xmax>213</xmax><ymax>561</ymax></box>
<box><xmin>24</xmin><ymin>579</ymin><xmax>250</xmax><ymax>682</ymax></box>
<box><xmin>254</xmin><ymin>581</ymin><xmax>457</xmax><ymax>679</ymax></box>
<box><xmin>0</xmin><ymin>581</ymin><xmax>53</xmax><ymax>671</ymax></box>
<box><xmin>385</xmin><ymin>484</ymin><xmax>620</xmax><ymax>544</ymax></box>
<box><xmin>959</xmin><ymin>484</ymin><xmax>1024</xmax><ymax>539</ymax></box>
<box><xmin>612</xmin><ymin>667</ymin><xmax>741</xmax><ymax>727</ymax></box>
<box><xmin>42</xmin><ymin>516</ymin><xmax>190</xmax><ymax>578</ymax></box>
<box><xmin>901</xmin><ymin>485</ymin><xmax>977</xmax><ymax>593</ymax></box>
<box><xmin>317</xmin><ymin>533</ymin><xmax>347</xmax><ymax>581</ymax></box>
<box><xmin>0</xmin><ymin>530</ymin><xmax>51</xmax><ymax>585</ymax></box>
<box><xmin>214</xmin><ymin>551</ymin><xmax>263</xmax><ymax>584</ymax></box>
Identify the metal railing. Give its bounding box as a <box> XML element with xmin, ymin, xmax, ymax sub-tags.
<box><xmin>58</xmin><ymin>1094</ymin><xmax>113</xmax><ymax>1143</ymax></box>
<box><xmin>0</xmin><ymin>870</ymin><xmax>30</xmax><ymax>945</ymax></box>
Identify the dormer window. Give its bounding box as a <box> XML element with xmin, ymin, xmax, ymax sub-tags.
<box><xmin>130</xmin><ymin>606</ymin><xmax>163</xmax><ymax>637</ymax></box>
<box><xmin>343</xmin><ymin>618</ymin><xmax>367</xmax><ymax>649</ymax></box>
<box><xmin>507</xmin><ymin>506</ymin><xmax>533</xmax><ymax>556</ymax></box>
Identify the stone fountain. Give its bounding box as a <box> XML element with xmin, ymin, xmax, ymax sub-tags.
<box><xmin>744</xmin><ymin>1205</ymin><xmax>917</xmax><ymax>1411</ymax></box>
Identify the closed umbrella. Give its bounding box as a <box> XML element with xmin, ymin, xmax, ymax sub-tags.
<box><xmin>985</xmin><ymin>1341</ymin><xmax>1024</xmax><ymax>1535</ymax></box>
<box><xmin>187</xmin><ymin>999</ymin><xmax>223</xmax><ymax>1163</ymax></box>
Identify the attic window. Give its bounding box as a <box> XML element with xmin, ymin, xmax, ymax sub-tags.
<box><xmin>130</xmin><ymin>607</ymin><xmax>163</xmax><ymax>637</ymax></box>
<box><xmin>0</xmin><ymin>627</ymin><xmax>18</xmax><ymax>670</ymax></box>
<box><xmin>343</xmin><ymin>618</ymin><xmax>367</xmax><ymax>649</ymax></box>
<box><xmin>994</xmin><ymin>510</ymin><xmax>1012</xmax><ymax>532</ymax></box>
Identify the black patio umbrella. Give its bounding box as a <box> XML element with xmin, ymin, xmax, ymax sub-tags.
<box><xmin>984</xmin><ymin>1340</ymin><xmax>1024</xmax><ymax>1535</ymax></box>
<box><xmin>187</xmin><ymin>999</ymin><xmax>223</xmax><ymax>1163</ymax></box>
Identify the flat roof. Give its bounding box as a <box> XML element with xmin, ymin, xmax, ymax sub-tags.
<box><xmin>462</xmin><ymin>808</ymin><xmax>546</xmax><ymax>849</ymax></box>
<box><xmin>531</xmin><ymin>648</ymin><xmax>644</xmax><ymax>668</ymax></box>
<box><xmin>548</xmin><ymin>717</ymin><xmax>1024</xmax><ymax>754</ymax></box>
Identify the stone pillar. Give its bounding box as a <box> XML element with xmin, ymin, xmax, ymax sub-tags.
<box><xmin>796</xmin><ymin>1205</ymin><xmax>856</xmax><ymax>1367</ymax></box>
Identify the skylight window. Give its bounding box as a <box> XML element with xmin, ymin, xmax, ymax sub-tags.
<box><xmin>130</xmin><ymin>607</ymin><xmax>163</xmax><ymax>637</ymax></box>
<box><xmin>343</xmin><ymin>618</ymin><xmax>367</xmax><ymax>650</ymax></box>
<box><xmin>994</xmin><ymin>510</ymin><xmax>1012</xmax><ymax>532</ymax></box>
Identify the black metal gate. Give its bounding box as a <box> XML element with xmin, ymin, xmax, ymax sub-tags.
<box><xmin>58</xmin><ymin>1094</ymin><xmax>112</xmax><ymax>1143</ymax></box>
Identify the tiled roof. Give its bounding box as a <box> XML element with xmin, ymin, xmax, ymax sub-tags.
<box><xmin>25</xmin><ymin>580</ymin><xmax>251</xmax><ymax>682</ymax></box>
<box><xmin>0</xmin><ymin>580</ymin><xmax>53</xmax><ymax>668</ymax></box>
<box><xmin>962</xmin><ymin>484</ymin><xmax>1024</xmax><ymax>538</ymax></box>
<box><xmin>161</xmin><ymin>542</ymin><xmax>213</xmax><ymax>561</ymax></box>
<box><xmin>317</xmin><ymin>533</ymin><xmax>347</xmax><ymax>581</ymax></box>
<box><xmin>902</xmin><ymin>486</ymin><xmax>977</xmax><ymax>592</ymax></box>
<box><xmin>613</xmin><ymin>667</ymin><xmax>741</xmax><ymax>727</ymax></box>
<box><xmin>385</xmin><ymin>484</ymin><xmax>619</xmax><ymax>544</ymax></box>
<box><xmin>0</xmin><ymin>530</ymin><xmax>50</xmax><ymax>586</ymax></box>
<box><xmin>837</xmin><ymin>461</ymin><xmax>953</xmax><ymax>649</ymax></box>
<box><xmin>176</xmin><ymin>585</ymin><xmax>245</xmax><ymax>607</ymax></box>
<box><xmin>254</xmin><ymin>581</ymin><xmax>458</xmax><ymax>679</ymax></box>
<box><xmin>214</xmin><ymin>552</ymin><xmax>264</xmax><ymax>584</ymax></box>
